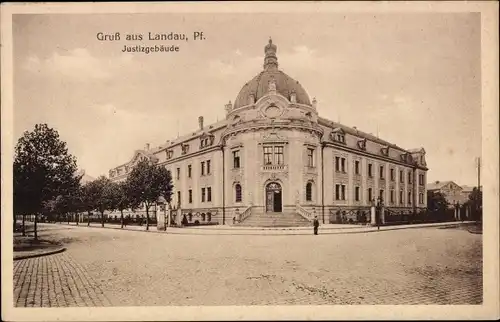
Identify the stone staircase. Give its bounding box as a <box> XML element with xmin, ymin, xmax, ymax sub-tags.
<box><xmin>238</xmin><ymin>211</ymin><xmax>312</xmax><ymax>227</ymax></box>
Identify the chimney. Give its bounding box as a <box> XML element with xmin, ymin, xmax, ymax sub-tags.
<box><xmin>198</xmin><ymin>116</ymin><xmax>204</xmax><ymax>130</ymax></box>
<box><xmin>312</xmin><ymin>97</ymin><xmax>317</xmax><ymax>109</ymax></box>
<box><xmin>290</xmin><ymin>90</ymin><xmax>297</xmax><ymax>103</ymax></box>
<box><xmin>145</xmin><ymin>143</ymin><xmax>150</xmax><ymax>151</ymax></box>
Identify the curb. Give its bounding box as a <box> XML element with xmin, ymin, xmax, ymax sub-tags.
<box><xmin>44</xmin><ymin>221</ymin><xmax>472</xmax><ymax>236</ymax></box>
<box><xmin>14</xmin><ymin>247</ymin><xmax>66</xmax><ymax>261</ymax></box>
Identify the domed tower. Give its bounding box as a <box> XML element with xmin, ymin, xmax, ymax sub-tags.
<box><xmin>230</xmin><ymin>38</ymin><xmax>314</xmax><ymax>112</ymax></box>
<box><xmin>222</xmin><ymin>39</ymin><xmax>323</xmax><ymax>221</ymax></box>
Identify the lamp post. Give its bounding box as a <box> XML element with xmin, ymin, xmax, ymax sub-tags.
<box><xmin>376</xmin><ymin>196</ymin><xmax>384</xmax><ymax>230</ymax></box>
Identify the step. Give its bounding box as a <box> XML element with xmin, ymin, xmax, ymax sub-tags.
<box><xmin>238</xmin><ymin>212</ymin><xmax>312</xmax><ymax>227</ymax></box>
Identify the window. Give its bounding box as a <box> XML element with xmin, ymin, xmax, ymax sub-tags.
<box><xmin>274</xmin><ymin>146</ymin><xmax>284</xmax><ymax>165</ymax></box>
<box><xmin>368</xmin><ymin>188</ymin><xmax>373</xmax><ymax>202</ymax></box>
<box><xmin>263</xmin><ymin>145</ymin><xmax>285</xmax><ymax>165</ymax></box>
<box><xmin>400</xmin><ymin>170</ymin><xmax>404</xmax><ymax>183</ymax></box>
<box><xmin>335</xmin><ymin>157</ymin><xmax>346</xmax><ymax>172</ymax></box>
<box><xmin>379</xmin><ymin>189</ymin><xmax>384</xmax><ymax>200</ymax></box>
<box><xmin>335</xmin><ymin>133</ymin><xmax>345</xmax><ymax>143</ymax></box>
<box><xmin>390</xmin><ymin>168</ymin><xmax>395</xmax><ymax>181</ymax></box>
<box><xmin>188</xmin><ymin>165</ymin><xmax>192</xmax><ymax>178</ymax></box>
<box><xmin>176</xmin><ymin>167</ymin><xmax>180</xmax><ymax>180</ymax></box>
<box><xmin>177</xmin><ymin>191</ymin><xmax>181</xmax><ymax>206</ymax></box>
<box><xmin>335</xmin><ymin>184</ymin><xmax>346</xmax><ymax>200</ymax></box>
<box><xmin>264</xmin><ymin>146</ymin><xmax>273</xmax><ymax>165</ymax></box>
<box><xmin>201</xmin><ymin>188</ymin><xmax>205</xmax><ymax>202</ymax></box>
<box><xmin>354</xmin><ymin>160</ymin><xmax>360</xmax><ymax>175</ymax></box>
<box><xmin>307</xmin><ymin>148</ymin><xmax>314</xmax><ymax>167</ymax></box>
<box><xmin>390</xmin><ymin>190</ymin><xmax>394</xmax><ymax>203</ymax></box>
<box><xmin>408</xmin><ymin>172</ymin><xmax>412</xmax><ymax>184</ymax></box>
<box><xmin>419</xmin><ymin>174</ymin><xmax>424</xmax><ymax>186</ymax></box>
<box><xmin>306</xmin><ymin>182</ymin><xmax>312</xmax><ymax>201</ymax></box>
<box><xmin>408</xmin><ymin>191</ymin><xmax>412</xmax><ymax>205</ymax></box>
<box><xmin>188</xmin><ymin>189</ymin><xmax>192</xmax><ymax>203</ymax></box>
<box><xmin>368</xmin><ymin>164</ymin><xmax>373</xmax><ymax>177</ymax></box>
<box><xmin>233</xmin><ymin>150</ymin><xmax>240</xmax><ymax>169</ymax></box>
<box><xmin>379</xmin><ymin>165</ymin><xmax>385</xmax><ymax>179</ymax></box>
<box><xmin>207</xmin><ymin>160</ymin><xmax>211</xmax><ymax>174</ymax></box>
<box><xmin>355</xmin><ymin>186</ymin><xmax>360</xmax><ymax>201</ymax></box>
<box><xmin>235</xmin><ymin>184</ymin><xmax>242</xmax><ymax>202</ymax></box>
<box><xmin>400</xmin><ymin>190</ymin><xmax>404</xmax><ymax>205</ymax></box>
<box><xmin>207</xmin><ymin>187</ymin><xmax>212</xmax><ymax>202</ymax></box>
<box><xmin>419</xmin><ymin>193</ymin><xmax>424</xmax><ymax>204</ymax></box>
<box><xmin>201</xmin><ymin>162</ymin><xmax>205</xmax><ymax>176</ymax></box>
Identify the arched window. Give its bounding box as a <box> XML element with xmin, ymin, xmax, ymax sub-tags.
<box><xmin>201</xmin><ymin>213</ymin><xmax>206</xmax><ymax>221</ymax></box>
<box><xmin>207</xmin><ymin>212</ymin><xmax>212</xmax><ymax>222</ymax></box>
<box><xmin>306</xmin><ymin>182</ymin><xmax>313</xmax><ymax>201</ymax></box>
<box><xmin>188</xmin><ymin>213</ymin><xmax>193</xmax><ymax>222</ymax></box>
<box><xmin>235</xmin><ymin>184</ymin><xmax>242</xmax><ymax>202</ymax></box>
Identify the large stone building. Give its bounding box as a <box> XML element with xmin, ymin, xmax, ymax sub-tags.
<box><xmin>108</xmin><ymin>39</ymin><xmax>428</xmax><ymax>226</ymax></box>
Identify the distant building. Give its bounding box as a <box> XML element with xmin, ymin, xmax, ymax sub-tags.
<box><xmin>76</xmin><ymin>170</ymin><xmax>95</xmax><ymax>185</ymax></box>
<box><xmin>426</xmin><ymin>181</ymin><xmax>479</xmax><ymax>206</ymax></box>
<box><xmin>108</xmin><ymin>39</ymin><xmax>428</xmax><ymax>226</ymax></box>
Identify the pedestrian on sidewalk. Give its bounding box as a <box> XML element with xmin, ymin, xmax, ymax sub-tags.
<box><xmin>313</xmin><ymin>216</ymin><xmax>320</xmax><ymax>235</ymax></box>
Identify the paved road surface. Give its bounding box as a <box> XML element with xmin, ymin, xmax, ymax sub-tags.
<box><xmin>13</xmin><ymin>224</ymin><xmax>482</xmax><ymax>306</ymax></box>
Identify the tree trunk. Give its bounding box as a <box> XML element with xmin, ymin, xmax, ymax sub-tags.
<box><xmin>120</xmin><ymin>209</ymin><xmax>124</xmax><ymax>229</ymax></box>
<box><xmin>22</xmin><ymin>214</ymin><xmax>26</xmax><ymax>236</ymax></box>
<box><xmin>146</xmin><ymin>205</ymin><xmax>149</xmax><ymax>231</ymax></box>
<box><xmin>34</xmin><ymin>213</ymin><xmax>38</xmax><ymax>240</ymax></box>
<box><xmin>87</xmin><ymin>211</ymin><xmax>91</xmax><ymax>226</ymax></box>
<box><xmin>101</xmin><ymin>211</ymin><xmax>105</xmax><ymax>228</ymax></box>
<box><xmin>76</xmin><ymin>213</ymin><xmax>79</xmax><ymax>226</ymax></box>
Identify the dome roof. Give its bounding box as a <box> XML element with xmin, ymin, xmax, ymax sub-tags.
<box><xmin>233</xmin><ymin>39</ymin><xmax>312</xmax><ymax>109</ymax></box>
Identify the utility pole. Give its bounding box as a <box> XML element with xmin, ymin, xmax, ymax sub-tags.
<box><xmin>477</xmin><ymin>157</ymin><xmax>481</xmax><ymax>190</ymax></box>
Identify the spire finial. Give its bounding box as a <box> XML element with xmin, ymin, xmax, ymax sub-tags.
<box><xmin>263</xmin><ymin>37</ymin><xmax>278</xmax><ymax>70</ymax></box>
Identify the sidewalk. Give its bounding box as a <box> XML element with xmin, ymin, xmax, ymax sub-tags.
<box><xmin>40</xmin><ymin>221</ymin><xmax>475</xmax><ymax>236</ymax></box>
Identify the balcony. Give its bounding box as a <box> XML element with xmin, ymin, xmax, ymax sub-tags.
<box><xmin>262</xmin><ymin>164</ymin><xmax>287</xmax><ymax>171</ymax></box>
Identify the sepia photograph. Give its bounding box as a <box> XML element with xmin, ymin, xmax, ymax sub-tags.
<box><xmin>1</xmin><ymin>2</ymin><xmax>498</xmax><ymax>321</ymax></box>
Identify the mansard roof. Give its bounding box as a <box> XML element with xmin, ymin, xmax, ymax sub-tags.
<box><xmin>318</xmin><ymin>116</ymin><xmax>418</xmax><ymax>154</ymax></box>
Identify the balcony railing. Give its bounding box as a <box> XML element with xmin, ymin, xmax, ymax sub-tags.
<box><xmin>262</xmin><ymin>164</ymin><xmax>287</xmax><ymax>171</ymax></box>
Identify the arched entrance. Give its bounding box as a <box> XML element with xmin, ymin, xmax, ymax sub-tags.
<box><xmin>265</xmin><ymin>182</ymin><xmax>282</xmax><ymax>212</ymax></box>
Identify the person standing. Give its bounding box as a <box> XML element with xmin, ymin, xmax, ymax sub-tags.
<box><xmin>313</xmin><ymin>216</ymin><xmax>320</xmax><ymax>235</ymax></box>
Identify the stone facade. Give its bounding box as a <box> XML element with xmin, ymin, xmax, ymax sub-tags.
<box><xmin>108</xmin><ymin>39</ymin><xmax>428</xmax><ymax>226</ymax></box>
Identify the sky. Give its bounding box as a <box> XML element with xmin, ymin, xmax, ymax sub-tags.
<box><xmin>13</xmin><ymin>12</ymin><xmax>481</xmax><ymax>186</ymax></box>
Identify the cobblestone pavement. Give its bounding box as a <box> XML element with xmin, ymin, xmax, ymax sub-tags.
<box><xmin>13</xmin><ymin>252</ymin><xmax>112</xmax><ymax>307</ymax></box>
<box><xmin>13</xmin><ymin>224</ymin><xmax>482</xmax><ymax>306</ymax></box>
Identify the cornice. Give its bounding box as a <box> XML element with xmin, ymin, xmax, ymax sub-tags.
<box><xmin>324</xmin><ymin>141</ymin><xmax>428</xmax><ymax>170</ymax></box>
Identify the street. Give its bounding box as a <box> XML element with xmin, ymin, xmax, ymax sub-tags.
<box><xmin>13</xmin><ymin>223</ymin><xmax>482</xmax><ymax>306</ymax></box>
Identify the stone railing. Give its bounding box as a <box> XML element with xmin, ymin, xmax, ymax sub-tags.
<box><xmin>262</xmin><ymin>164</ymin><xmax>287</xmax><ymax>171</ymax></box>
<box><xmin>239</xmin><ymin>206</ymin><xmax>253</xmax><ymax>223</ymax></box>
<box><xmin>296</xmin><ymin>204</ymin><xmax>313</xmax><ymax>221</ymax></box>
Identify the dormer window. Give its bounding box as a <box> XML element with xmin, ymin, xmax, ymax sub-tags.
<box><xmin>181</xmin><ymin>144</ymin><xmax>189</xmax><ymax>155</ymax></box>
<box><xmin>200</xmin><ymin>134</ymin><xmax>215</xmax><ymax>149</ymax></box>
<box><xmin>330</xmin><ymin>128</ymin><xmax>346</xmax><ymax>144</ymax></box>
<box><xmin>381</xmin><ymin>146</ymin><xmax>390</xmax><ymax>156</ymax></box>
<box><xmin>400</xmin><ymin>152</ymin><xmax>413</xmax><ymax>163</ymax></box>
<box><xmin>166</xmin><ymin>150</ymin><xmax>174</xmax><ymax>160</ymax></box>
<box><xmin>357</xmin><ymin>138</ymin><xmax>367</xmax><ymax>150</ymax></box>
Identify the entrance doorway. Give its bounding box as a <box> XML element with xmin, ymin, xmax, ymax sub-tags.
<box><xmin>265</xmin><ymin>182</ymin><xmax>282</xmax><ymax>212</ymax></box>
